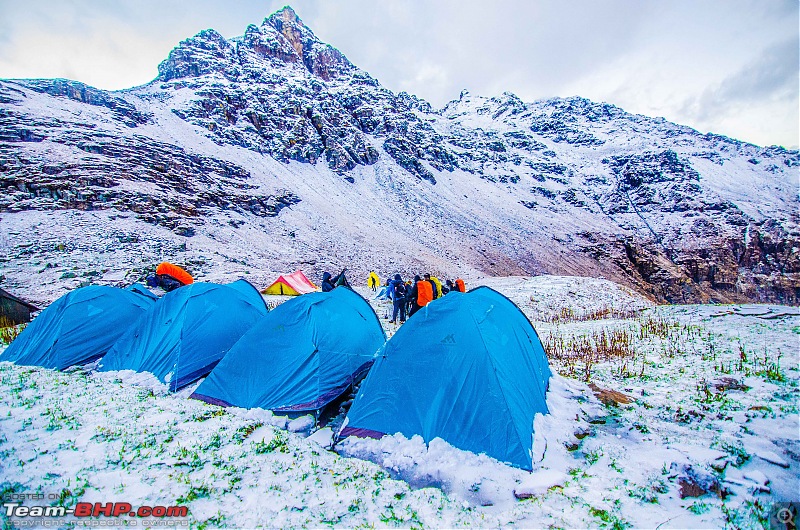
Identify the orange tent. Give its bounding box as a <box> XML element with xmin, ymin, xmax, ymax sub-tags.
<box><xmin>156</xmin><ymin>262</ymin><xmax>194</xmax><ymax>286</ymax></box>
<box><xmin>262</xmin><ymin>271</ymin><xmax>317</xmax><ymax>296</ymax></box>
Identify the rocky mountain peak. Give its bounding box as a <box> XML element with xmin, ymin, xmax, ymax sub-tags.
<box><xmin>263</xmin><ymin>6</ymin><xmax>312</xmax><ymax>59</ymax></box>
<box><xmin>156</xmin><ymin>6</ymin><xmax>356</xmax><ymax>83</ymax></box>
<box><xmin>270</xmin><ymin>5</ymin><xmax>303</xmax><ymax>25</ymax></box>
<box><xmin>261</xmin><ymin>6</ymin><xmax>355</xmax><ymax>81</ymax></box>
<box><xmin>157</xmin><ymin>28</ymin><xmax>239</xmax><ymax>82</ymax></box>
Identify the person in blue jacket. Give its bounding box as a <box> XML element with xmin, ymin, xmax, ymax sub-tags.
<box><xmin>388</xmin><ymin>274</ymin><xmax>407</xmax><ymax>324</ymax></box>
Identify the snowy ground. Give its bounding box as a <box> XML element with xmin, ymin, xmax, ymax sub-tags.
<box><xmin>1</xmin><ymin>276</ymin><xmax>798</xmax><ymax>528</ymax></box>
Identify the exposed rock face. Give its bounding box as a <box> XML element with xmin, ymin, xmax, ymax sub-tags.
<box><xmin>0</xmin><ymin>6</ymin><xmax>797</xmax><ymax>303</ymax></box>
<box><xmin>153</xmin><ymin>7</ymin><xmax>447</xmax><ymax>180</ymax></box>
<box><xmin>17</xmin><ymin>79</ymin><xmax>151</xmax><ymax>127</ymax></box>
<box><xmin>0</xmin><ymin>82</ymin><xmax>300</xmax><ymax>235</ymax></box>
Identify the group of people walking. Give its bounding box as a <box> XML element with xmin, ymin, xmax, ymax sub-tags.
<box><xmin>370</xmin><ymin>271</ymin><xmax>466</xmax><ymax>324</ymax></box>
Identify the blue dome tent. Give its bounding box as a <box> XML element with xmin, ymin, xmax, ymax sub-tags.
<box><xmin>98</xmin><ymin>280</ymin><xmax>267</xmax><ymax>391</ymax></box>
<box><xmin>340</xmin><ymin>287</ymin><xmax>551</xmax><ymax>470</ymax></box>
<box><xmin>191</xmin><ymin>287</ymin><xmax>385</xmax><ymax>414</ymax></box>
<box><xmin>0</xmin><ymin>285</ymin><xmax>154</xmax><ymax>370</ymax></box>
<box><xmin>125</xmin><ymin>283</ymin><xmax>159</xmax><ymax>301</ymax></box>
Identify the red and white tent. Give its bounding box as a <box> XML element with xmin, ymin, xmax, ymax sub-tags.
<box><xmin>261</xmin><ymin>271</ymin><xmax>318</xmax><ymax>296</ymax></box>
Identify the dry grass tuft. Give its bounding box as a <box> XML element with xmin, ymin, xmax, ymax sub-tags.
<box><xmin>545</xmin><ymin>327</ymin><xmax>638</xmax><ymax>382</ymax></box>
<box><xmin>0</xmin><ymin>316</ymin><xmax>26</xmax><ymax>345</ymax></box>
<box><xmin>542</xmin><ymin>312</ymin><xmax>691</xmax><ymax>382</ymax></box>
<box><xmin>537</xmin><ymin>306</ymin><xmax>644</xmax><ymax>324</ymax></box>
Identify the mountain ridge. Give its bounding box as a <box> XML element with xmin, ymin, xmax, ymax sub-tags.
<box><xmin>0</xmin><ymin>6</ymin><xmax>797</xmax><ymax>306</ymax></box>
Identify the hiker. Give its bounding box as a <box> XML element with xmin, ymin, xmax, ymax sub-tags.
<box><xmin>405</xmin><ymin>280</ymin><xmax>414</xmax><ymax>316</ymax></box>
<box><xmin>424</xmin><ymin>274</ymin><xmax>439</xmax><ymax>300</ymax></box>
<box><xmin>430</xmin><ymin>275</ymin><xmax>444</xmax><ymax>299</ymax></box>
<box><xmin>444</xmin><ymin>279</ymin><xmax>455</xmax><ymax>294</ymax></box>
<box><xmin>368</xmin><ymin>271</ymin><xmax>380</xmax><ymax>292</ymax></box>
<box><xmin>146</xmin><ymin>262</ymin><xmax>193</xmax><ymax>293</ymax></box>
<box><xmin>321</xmin><ymin>269</ymin><xmax>347</xmax><ymax>292</ymax></box>
<box><xmin>408</xmin><ymin>275</ymin><xmax>433</xmax><ymax>317</ymax></box>
<box><xmin>455</xmin><ymin>278</ymin><xmax>466</xmax><ymax>293</ymax></box>
<box><xmin>388</xmin><ymin>274</ymin><xmax>407</xmax><ymax>324</ymax></box>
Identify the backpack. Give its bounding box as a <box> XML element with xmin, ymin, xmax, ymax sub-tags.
<box><xmin>393</xmin><ymin>281</ymin><xmax>407</xmax><ymax>299</ymax></box>
<box><xmin>417</xmin><ymin>281</ymin><xmax>433</xmax><ymax>306</ymax></box>
<box><xmin>158</xmin><ymin>274</ymin><xmax>183</xmax><ymax>292</ymax></box>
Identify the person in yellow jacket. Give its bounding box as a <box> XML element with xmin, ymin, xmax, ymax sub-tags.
<box><xmin>367</xmin><ymin>271</ymin><xmax>380</xmax><ymax>292</ymax></box>
<box><xmin>429</xmin><ymin>275</ymin><xmax>444</xmax><ymax>299</ymax></box>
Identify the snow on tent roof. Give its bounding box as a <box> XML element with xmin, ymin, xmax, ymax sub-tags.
<box><xmin>98</xmin><ymin>280</ymin><xmax>268</xmax><ymax>391</ymax></box>
<box><xmin>0</xmin><ymin>285</ymin><xmax>154</xmax><ymax>370</ymax></box>
<box><xmin>191</xmin><ymin>287</ymin><xmax>386</xmax><ymax>413</ymax></box>
<box><xmin>261</xmin><ymin>270</ymin><xmax>317</xmax><ymax>296</ymax></box>
<box><xmin>340</xmin><ymin>286</ymin><xmax>551</xmax><ymax>470</ymax></box>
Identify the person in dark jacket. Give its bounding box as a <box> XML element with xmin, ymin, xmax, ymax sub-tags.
<box><xmin>444</xmin><ymin>279</ymin><xmax>455</xmax><ymax>294</ymax></box>
<box><xmin>405</xmin><ymin>281</ymin><xmax>413</xmax><ymax>316</ymax></box>
<box><xmin>321</xmin><ymin>272</ymin><xmax>335</xmax><ymax>292</ymax></box>
<box><xmin>407</xmin><ymin>275</ymin><xmax>421</xmax><ymax>317</ymax></box>
<box><xmin>321</xmin><ymin>269</ymin><xmax>347</xmax><ymax>292</ymax></box>
<box><xmin>388</xmin><ymin>274</ymin><xmax>407</xmax><ymax>324</ymax></box>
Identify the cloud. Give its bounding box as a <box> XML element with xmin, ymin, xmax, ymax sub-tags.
<box><xmin>670</xmin><ymin>38</ymin><xmax>799</xmax><ymax>147</ymax></box>
<box><xmin>0</xmin><ymin>0</ymin><xmax>290</xmax><ymax>88</ymax></box>
<box><xmin>686</xmin><ymin>39</ymin><xmax>799</xmax><ymax>121</ymax></box>
<box><xmin>306</xmin><ymin>0</ymin><xmax>653</xmax><ymax>107</ymax></box>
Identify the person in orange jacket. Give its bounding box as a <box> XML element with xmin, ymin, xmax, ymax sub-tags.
<box><xmin>424</xmin><ymin>273</ymin><xmax>440</xmax><ymax>299</ymax></box>
<box><xmin>147</xmin><ymin>262</ymin><xmax>193</xmax><ymax>292</ymax></box>
<box><xmin>408</xmin><ymin>275</ymin><xmax>433</xmax><ymax>317</ymax></box>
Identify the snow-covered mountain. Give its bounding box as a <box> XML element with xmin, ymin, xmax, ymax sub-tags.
<box><xmin>1</xmin><ymin>6</ymin><xmax>797</xmax><ymax>306</ymax></box>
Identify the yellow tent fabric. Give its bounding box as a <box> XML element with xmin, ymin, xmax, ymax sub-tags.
<box><xmin>367</xmin><ymin>271</ymin><xmax>381</xmax><ymax>289</ymax></box>
<box><xmin>263</xmin><ymin>282</ymin><xmax>301</xmax><ymax>296</ymax></box>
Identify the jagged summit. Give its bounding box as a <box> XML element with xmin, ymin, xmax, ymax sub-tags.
<box><xmin>264</xmin><ymin>5</ymin><xmax>314</xmax><ymax>48</ymax></box>
<box><xmin>157</xmin><ymin>5</ymin><xmax>355</xmax><ymax>83</ymax></box>
<box><xmin>266</xmin><ymin>5</ymin><xmax>304</xmax><ymax>27</ymax></box>
<box><xmin>263</xmin><ymin>6</ymin><xmax>315</xmax><ymax>60</ymax></box>
<box><xmin>0</xmin><ymin>6</ymin><xmax>797</xmax><ymax>306</ymax></box>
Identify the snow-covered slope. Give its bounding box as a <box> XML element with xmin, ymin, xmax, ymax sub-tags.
<box><xmin>1</xmin><ymin>6</ymin><xmax>797</xmax><ymax>306</ymax></box>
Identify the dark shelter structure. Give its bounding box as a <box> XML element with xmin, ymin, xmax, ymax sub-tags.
<box><xmin>0</xmin><ymin>288</ymin><xmax>40</xmax><ymax>325</ymax></box>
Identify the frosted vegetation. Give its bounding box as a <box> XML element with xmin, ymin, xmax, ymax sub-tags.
<box><xmin>1</xmin><ymin>275</ymin><xmax>797</xmax><ymax>528</ymax></box>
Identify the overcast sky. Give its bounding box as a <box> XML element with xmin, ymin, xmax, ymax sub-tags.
<box><xmin>1</xmin><ymin>0</ymin><xmax>797</xmax><ymax>148</ymax></box>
